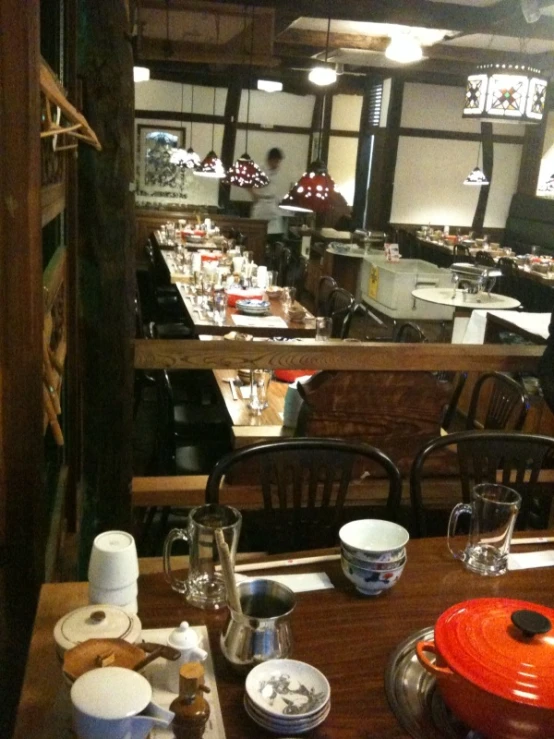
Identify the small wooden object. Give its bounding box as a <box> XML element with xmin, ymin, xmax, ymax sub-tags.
<box><xmin>63</xmin><ymin>638</ymin><xmax>146</xmax><ymax>682</ymax></box>
<box><xmin>170</xmin><ymin>663</ymin><xmax>211</xmax><ymax>739</ymax></box>
<box><xmin>214</xmin><ymin>528</ymin><xmax>242</xmax><ymax>614</ymax></box>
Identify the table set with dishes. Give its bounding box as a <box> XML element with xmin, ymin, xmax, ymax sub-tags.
<box><xmin>13</xmin><ymin>481</ymin><xmax>554</xmax><ymax>739</ymax></box>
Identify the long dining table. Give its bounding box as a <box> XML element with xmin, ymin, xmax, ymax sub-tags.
<box><xmin>13</xmin><ymin>534</ymin><xmax>554</xmax><ymax>739</ymax></box>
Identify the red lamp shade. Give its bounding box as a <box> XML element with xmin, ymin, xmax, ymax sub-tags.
<box><xmin>279</xmin><ymin>160</ymin><xmax>336</xmax><ymax>213</ymax></box>
<box><xmin>195</xmin><ymin>150</ymin><xmax>226</xmax><ymax>178</ymax></box>
<box><xmin>226</xmin><ymin>153</ymin><xmax>269</xmax><ymax>188</ymax></box>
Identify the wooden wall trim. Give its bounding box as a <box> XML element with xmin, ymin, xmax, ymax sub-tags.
<box><xmin>133</xmin><ymin>339</ymin><xmax>543</xmax><ymax>373</ymax></box>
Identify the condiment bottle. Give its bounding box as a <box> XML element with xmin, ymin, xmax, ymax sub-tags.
<box><xmin>169</xmin><ymin>662</ymin><xmax>211</xmax><ymax>739</ymax></box>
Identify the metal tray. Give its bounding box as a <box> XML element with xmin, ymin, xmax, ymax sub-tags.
<box><xmin>384</xmin><ymin>626</ymin><xmax>483</xmax><ymax>739</ymax></box>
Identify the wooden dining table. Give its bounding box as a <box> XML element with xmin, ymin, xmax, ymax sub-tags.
<box><xmin>13</xmin><ymin>535</ymin><xmax>554</xmax><ymax>739</ymax></box>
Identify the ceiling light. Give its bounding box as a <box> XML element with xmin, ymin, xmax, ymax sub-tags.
<box><xmin>226</xmin><ymin>153</ymin><xmax>269</xmax><ymax>188</ymax></box>
<box><xmin>463</xmin><ymin>64</ymin><xmax>547</xmax><ymax>124</ymax></box>
<box><xmin>257</xmin><ymin>79</ymin><xmax>283</xmax><ymax>93</ymax></box>
<box><xmin>308</xmin><ymin>64</ymin><xmax>338</xmax><ymax>87</ymax></box>
<box><xmin>464</xmin><ymin>167</ymin><xmax>490</xmax><ymax>186</ymax></box>
<box><xmin>195</xmin><ymin>150</ymin><xmax>226</xmax><ymax>179</ymax></box>
<box><xmin>280</xmin><ymin>160</ymin><xmax>337</xmax><ymax>213</ymax></box>
<box><xmin>133</xmin><ymin>66</ymin><xmax>150</xmax><ymax>82</ymax></box>
<box><xmin>170</xmin><ymin>147</ymin><xmax>201</xmax><ymax>169</ymax></box>
<box><xmin>385</xmin><ymin>36</ymin><xmax>423</xmax><ymax>64</ymax></box>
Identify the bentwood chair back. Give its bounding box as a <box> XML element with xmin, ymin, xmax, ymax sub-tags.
<box><xmin>327</xmin><ymin>287</ymin><xmax>355</xmax><ymax>339</ymax></box>
<box><xmin>394</xmin><ymin>321</ymin><xmax>427</xmax><ymax>343</ymax></box>
<box><xmin>465</xmin><ymin>372</ymin><xmax>529</xmax><ymax>431</ymax></box>
<box><xmin>410</xmin><ymin>431</ymin><xmax>554</xmax><ymax>537</ymax></box>
<box><xmin>205</xmin><ymin>438</ymin><xmax>402</xmax><ymax>553</ymax></box>
<box><xmin>474</xmin><ymin>250</ymin><xmax>496</xmax><ymax>267</ymax></box>
<box><xmin>317</xmin><ymin>275</ymin><xmax>337</xmax><ymax>317</ymax></box>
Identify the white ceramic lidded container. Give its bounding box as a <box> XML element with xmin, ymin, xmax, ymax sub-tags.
<box><xmin>53</xmin><ymin>604</ymin><xmax>142</xmax><ymax>659</ymax></box>
<box><xmin>166</xmin><ymin>621</ymin><xmax>208</xmax><ymax>692</ymax></box>
<box><xmin>70</xmin><ymin>667</ymin><xmax>173</xmax><ymax>739</ymax></box>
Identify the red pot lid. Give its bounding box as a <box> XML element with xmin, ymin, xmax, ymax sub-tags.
<box><xmin>435</xmin><ymin>598</ymin><xmax>554</xmax><ymax>709</ymax></box>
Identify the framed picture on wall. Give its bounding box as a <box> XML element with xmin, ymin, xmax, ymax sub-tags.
<box><xmin>136</xmin><ymin>124</ymin><xmax>186</xmax><ymax>203</ymax></box>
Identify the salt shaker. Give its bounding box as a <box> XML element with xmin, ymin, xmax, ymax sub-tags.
<box><xmin>166</xmin><ymin>622</ymin><xmax>208</xmax><ymax>693</ymax></box>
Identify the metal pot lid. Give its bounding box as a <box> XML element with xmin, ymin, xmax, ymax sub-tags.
<box><xmin>435</xmin><ymin>598</ymin><xmax>554</xmax><ymax>709</ymax></box>
<box><xmin>71</xmin><ymin>666</ymin><xmax>151</xmax><ymax>719</ymax></box>
<box><xmin>53</xmin><ymin>604</ymin><xmax>142</xmax><ymax>654</ymax></box>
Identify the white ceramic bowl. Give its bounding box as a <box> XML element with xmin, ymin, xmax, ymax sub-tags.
<box><xmin>245</xmin><ymin>659</ymin><xmax>330</xmax><ymax>720</ymax></box>
<box><xmin>341</xmin><ymin>555</ymin><xmax>406</xmax><ymax>596</ymax></box>
<box><xmin>341</xmin><ymin>546</ymin><xmax>406</xmax><ymax>571</ymax></box>
<box><xmin>339</xmin><ymin>520</ymin><xmax>409</xmax><ymax>563</ymax></box>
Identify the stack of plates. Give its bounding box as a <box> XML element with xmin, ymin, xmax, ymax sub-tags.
<box><xmin>244</xmin><ymin>659</ymin><xmax>331</xmax><ymax>735</ymax></box>
<box><xmin>235</xmin><ymin>299</ymin><xmax>270</xmax><ymax>316</ymax></box>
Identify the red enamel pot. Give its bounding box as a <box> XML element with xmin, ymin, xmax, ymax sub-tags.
<box><xmin>417</xmin><ymin>598</ymin><xmax>554</xmax><ymax>739</ymax></box>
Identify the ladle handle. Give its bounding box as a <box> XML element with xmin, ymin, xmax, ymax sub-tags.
<box><xmin>215</xmin><ymin>528</ymin><xmax>242</xmax><ymax>614</ymax></box>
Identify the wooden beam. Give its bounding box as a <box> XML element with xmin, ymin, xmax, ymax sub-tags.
<box><xmin>139</xmin><ymin>36</ymin><xmax>280</xmax><ymax>67</ymax></box>
<box><xmin>133</xmin><ymin>339</ymin><xmax>544</xmax><ymax>373</ymax></box>
<box><xmin>472</xmin><ymin>121</ymin><xmax>493</xmax><ymax>233</ymax></box>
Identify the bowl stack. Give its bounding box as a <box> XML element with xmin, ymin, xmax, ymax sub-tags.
<box><xmin>339</xmin><ymin>520</ymin><xmax>409</xmax><ymax>596</ymax></box>
<box><xmin>244</xmin><ymin>659</ymin><xmax>331</xmax><ymax>734</ymax></box>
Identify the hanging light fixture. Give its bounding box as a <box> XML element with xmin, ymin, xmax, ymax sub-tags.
<box><xmin>464</xmin><ymin>141</ymin><xmax>490</xmax><ymax>186</ymax></box>
<box><xmin>170</xmin><ymin>84</ymin><xmax>201</xmax><ymax>169</ymax></box>
<box><xmin>195</xmin><ymin>87</ymin><xmax>226</xmax><ymax>178</ymax></box>
<box><xmin>463</xmin><ymin>62</ymin><xmax>547</xmax><ymax>123</ymax></box>
<box><xmin>280</xmin><ymin>94</ymin><xmax>337</xmax><ymax>213</ymax></box>
<box><xmin>308</xmin><ymin>18</ymin><xmax>337</xmax><ymax>87</ymax></box>
<box><xmin>385</xmin><ymin>34</ymin><xmax>423</xmax><ymax>64</ymax></box>
<box><xmin>226</xmin><ymin>5</ymin><xmax>269</xmax><ymax>188</ymax></box>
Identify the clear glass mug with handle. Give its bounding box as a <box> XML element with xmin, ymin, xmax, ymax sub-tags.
<box><xmin>164</xmin><ymin>504</ymin><xmax>242</xmax><ymax>609</ymax></box>
<box><xmin>447</xmin><ymin>483</ymin><xmax>521</xmax><ymax>576</ymax></box>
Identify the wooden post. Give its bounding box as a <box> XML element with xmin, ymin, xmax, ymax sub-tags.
<box><xmin>77</xmin><ymin>0</ymin><xmax>135</xmax><ymax>571</ymax></box>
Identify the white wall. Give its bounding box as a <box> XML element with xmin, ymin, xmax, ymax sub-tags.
<box><xmin>331</xmin><ymin>93</ymin><xmax>362</xmax><ymax>131</ymax></box>
<box><xmin>391</xmin><ymin>81</ymin><xmax>523</xmax><ymax>227</ymax></box>
<box><xmin>328</xmin><ymin>135</ymin><xmax>358</xmax><ymax>205</ymax></box>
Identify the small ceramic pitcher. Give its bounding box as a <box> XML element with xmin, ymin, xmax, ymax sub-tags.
<box><xmin>166</xmin><ymin>621</ymin><xmax>208</xmax><ymax>693</ymax></box>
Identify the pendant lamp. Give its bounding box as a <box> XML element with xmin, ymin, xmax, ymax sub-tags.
<box><xmin>308</xmin><ymin>18</ymin><xmax>337</xmax><ymax>87</ymax></box>
<box><xmin>463</xmin><ymin>62</ymin><xmax>547</xmax><ymax>124</ymax></box>
<box><xmin>463</xmin><ymin>141</ymin><xmax>490</xmax><ymax>186</ymax></box>
<box><xmin>195</xmin><ymin>88</ymin><xmax>226</xmax><ymax>178</ymax></box>
<box><xmin>170</xmin><ymin>84</ymin><xmax>201</xmax><ymax>170</ymax></box>
<box><xmin>226</xmin><ymin>5</ymin><xmax>269</xmax><ymax>188</ymax></box>
<box><xmin>280</xmin><ymin>95</ymin><xmax>336</xmax><ymax>213</ymax></box>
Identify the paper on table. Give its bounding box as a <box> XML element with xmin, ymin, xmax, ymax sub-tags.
<box><xmin>240</xmin><ymin>572</ymin><xmax>334</xmax><ymax>593</ymax></box>
<box><xmin>508</xmin><ymin>550</ymin><xmax>554</xmax><ymax>571</ymax></box>
<box><xmin>232</xmin><ymin>315</ymin><xmax>288</xmax><ymax>328</ymax></box>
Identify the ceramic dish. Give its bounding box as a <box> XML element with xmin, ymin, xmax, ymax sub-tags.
<box><xmin>341</xmin><ymin>555</ymin><xmax>406</xmax><ymax>596</ymax></box>
<box><xmin>236</xmin><ymin>299</ymin><xmax>271</xmax><ymax>316</ymax></box>
<box><xmin>244</xmin><ymin>694</ymin><xmax>330</xmax><ymax>734</ymax></box>
<box><xmin>245</xmin><ymin>659</ymin><xmax>330</xmax><ymax>719</ymax></box>
<box><xmin>339</xmin><ymin>520</ymin><xmax>410</xmax><ymax>562</ymax></box>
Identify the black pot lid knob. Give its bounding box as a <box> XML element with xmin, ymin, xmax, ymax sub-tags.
<box><xmin>511</xmin><ymin>609</ymin><xmax>552</xmax><ymax>637</ymax></box>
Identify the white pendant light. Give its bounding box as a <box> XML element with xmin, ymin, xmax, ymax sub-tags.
<box><xmin>308</xmin><ymin>18</ymin><xmax>337</xmax><ymax>87</ymax></box>
<box><xmin>133</xmin><ymin>66</ymin><xmax>150</xmax><ymax>82</ymax></box>
<box><xmin>464</xmin><ymin>141</ymin><xmax>490</xmax><ymax>186</ymax></box>
<box><xmin>385</xmin><ymin>35</ymin><xmax>423</xmax><ymax>64</ymax></box>
<box><xmin>257</xmin><ymin>79</ymin><xmax>283</xmax><ymax>93</ymax></box>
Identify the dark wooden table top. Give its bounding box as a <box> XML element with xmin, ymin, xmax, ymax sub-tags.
<box><xmin>13</xmin><ymin>535</ymin><xmax>554</xmax><ymax>739</ymax></box>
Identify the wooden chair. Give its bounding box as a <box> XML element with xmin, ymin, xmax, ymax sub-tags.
<box><xmin>205</xmin><ymin>438</ymin><xmax>402</xmax><ymax>553</ymax></box>
<box><xmin>296</xmin><ymin>370</ymin><xmax>456</xmax><ymax>477</ymax></box>
<box><xmin>328</xmin><ymin>287</ymin><xmax>355</xmax><ymax>339</ymax></box>
<box><xmin>410</xmin><ymin>430</ymin><xmax>554</xmax><ymax>537</ymax></box>
<box><xmin>466</xmin><ymin>372</ymin><xmax>529</xmax><ymax>431</ymax></box>
<box><xmin>474</xmin><ymin>250</ymin><xmax>496</xmax><ymax>267</ymax></box>
<box><xmin>453</xmin><ymin>243</ymin><xmax>473</xmax><ymax>260</ymax></box>
<box><xmin>394</xmin><ymin>321</ymin><xmax>427</xmax><ymax>343</ymax></box>
<box><xmin>317</xmin><ymin>275</ymin><xmax>337</xmax><ymax>317</ymax></box>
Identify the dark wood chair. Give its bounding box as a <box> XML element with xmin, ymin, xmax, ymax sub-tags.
<box><xmin>474</xmin><ymin>250</ymin><xmax>496</xmax><ymax>267</ymax></box>
<box><xmin>466</xmin><ymin>371</ymin><xmax>529</xmax><ymax>431</ymax></box>
<box><xmin>295</xmin><ymin>370</ymin><xmax>456</xmax><ymax>478</ymax></box>
<box><xmin>453</xmin><ymin>244</ymin><xmax>473</xmax><ymax>260</ymax></box>
<box><xmin>394</xmin><ymin>321</ymin><xmax>427</xmax><ymax>343</ymax></box>
<box><xmin>328</xmin><ymin>287</ymin><xmax>355</xmax><ymax>338</ymax></box>
<box><xmin>205</xmin><ymin>437</ymin><xmax>402</xmax><ymax>553</ymax></box>
<box><xmin>317</xmin><ymin>275</ymin><xmax>337</xmax><ymax>317</ymax></box>
<box><xmin>410</xmin><ymin>430</ymin><xmax>554</xmax><ymax>537</ymax></box>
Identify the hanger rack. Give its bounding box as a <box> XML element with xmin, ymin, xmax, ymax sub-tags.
<box><xmin>40</xmin><ymin>58</ymin><xmax>102</xmax><ymax>151</ymax></box>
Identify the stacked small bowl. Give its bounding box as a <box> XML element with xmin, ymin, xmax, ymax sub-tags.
<box><xmin>244</xmin><ymin>658</ymin><xmax>331</xmax><ymax>734</ymax></box>
<box><xmin>339</xmin><ymin>520</ymin><xmax>409</xmax><ymax>596</ymax></box>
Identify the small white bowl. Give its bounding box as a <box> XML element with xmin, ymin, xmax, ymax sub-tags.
<box><xmin>245</xmin><ymin>659</ymin><xmax>330</xmax><ymax>719</ymax></box>
<box><xmin>341</xmin><ymin>546</ymin><xmax>406</xmax><ymax>571</ymax></box>
<box><xmin>341</xmin><ymin>555</ymin><xmax>406</xmax><ymax>596</ymax></box>
<box><xmin>339</xmin><ymin>520</ymin><xmax>409</xmax><ymax>563</ymax></box>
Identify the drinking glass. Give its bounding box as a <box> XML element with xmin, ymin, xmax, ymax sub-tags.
<box><xmin>315</xmin><ymin>317</ymin><xmax>332</xmax><ymax>340</ymax></box>
<box><xmin>249</xmin><ymin>369</ymin><xmax>271</xmax><ymax>414</ymax></box>
<box><xmin>213</xmin><ymin>290</ymin><xmax>228</xmax><ymax>325</ymax></box>
<box><xmin>447</xmin><ymin>483</ymin><xmax>521</xmax><ymax>576</ymax></box>
<box><xmin>164</xmin><ymin>504</ymin><xmax>242</xmax><ymax>609</ymax></box>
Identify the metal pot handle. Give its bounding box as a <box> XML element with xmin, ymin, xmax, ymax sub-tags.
<box><xmin>416</xmin><ymin>640</ymin><xmax>454</xmax><ymax>676</ymax></box>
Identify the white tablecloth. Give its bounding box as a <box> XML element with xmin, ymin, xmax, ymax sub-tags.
<box><xmin>461</xmin><ymin>310</ymin><xmax>551</xmax><ymax>344</ymax></box>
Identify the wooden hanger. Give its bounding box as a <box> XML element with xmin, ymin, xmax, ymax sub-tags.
<box><xmin>40</xmin><ymin>57</ymin><xmax>102</xmax><ymax>151</ymax></box>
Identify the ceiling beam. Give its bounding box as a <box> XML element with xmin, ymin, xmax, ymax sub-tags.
<box><xmin>206</xmin><ymin>0</ymin><xmax>554</xmax><ymax>40</ymax></box>
<box><xmin>139</xmin><ymin>36</ymin><xmax>280</xmax><ymax>66</ymax></box>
